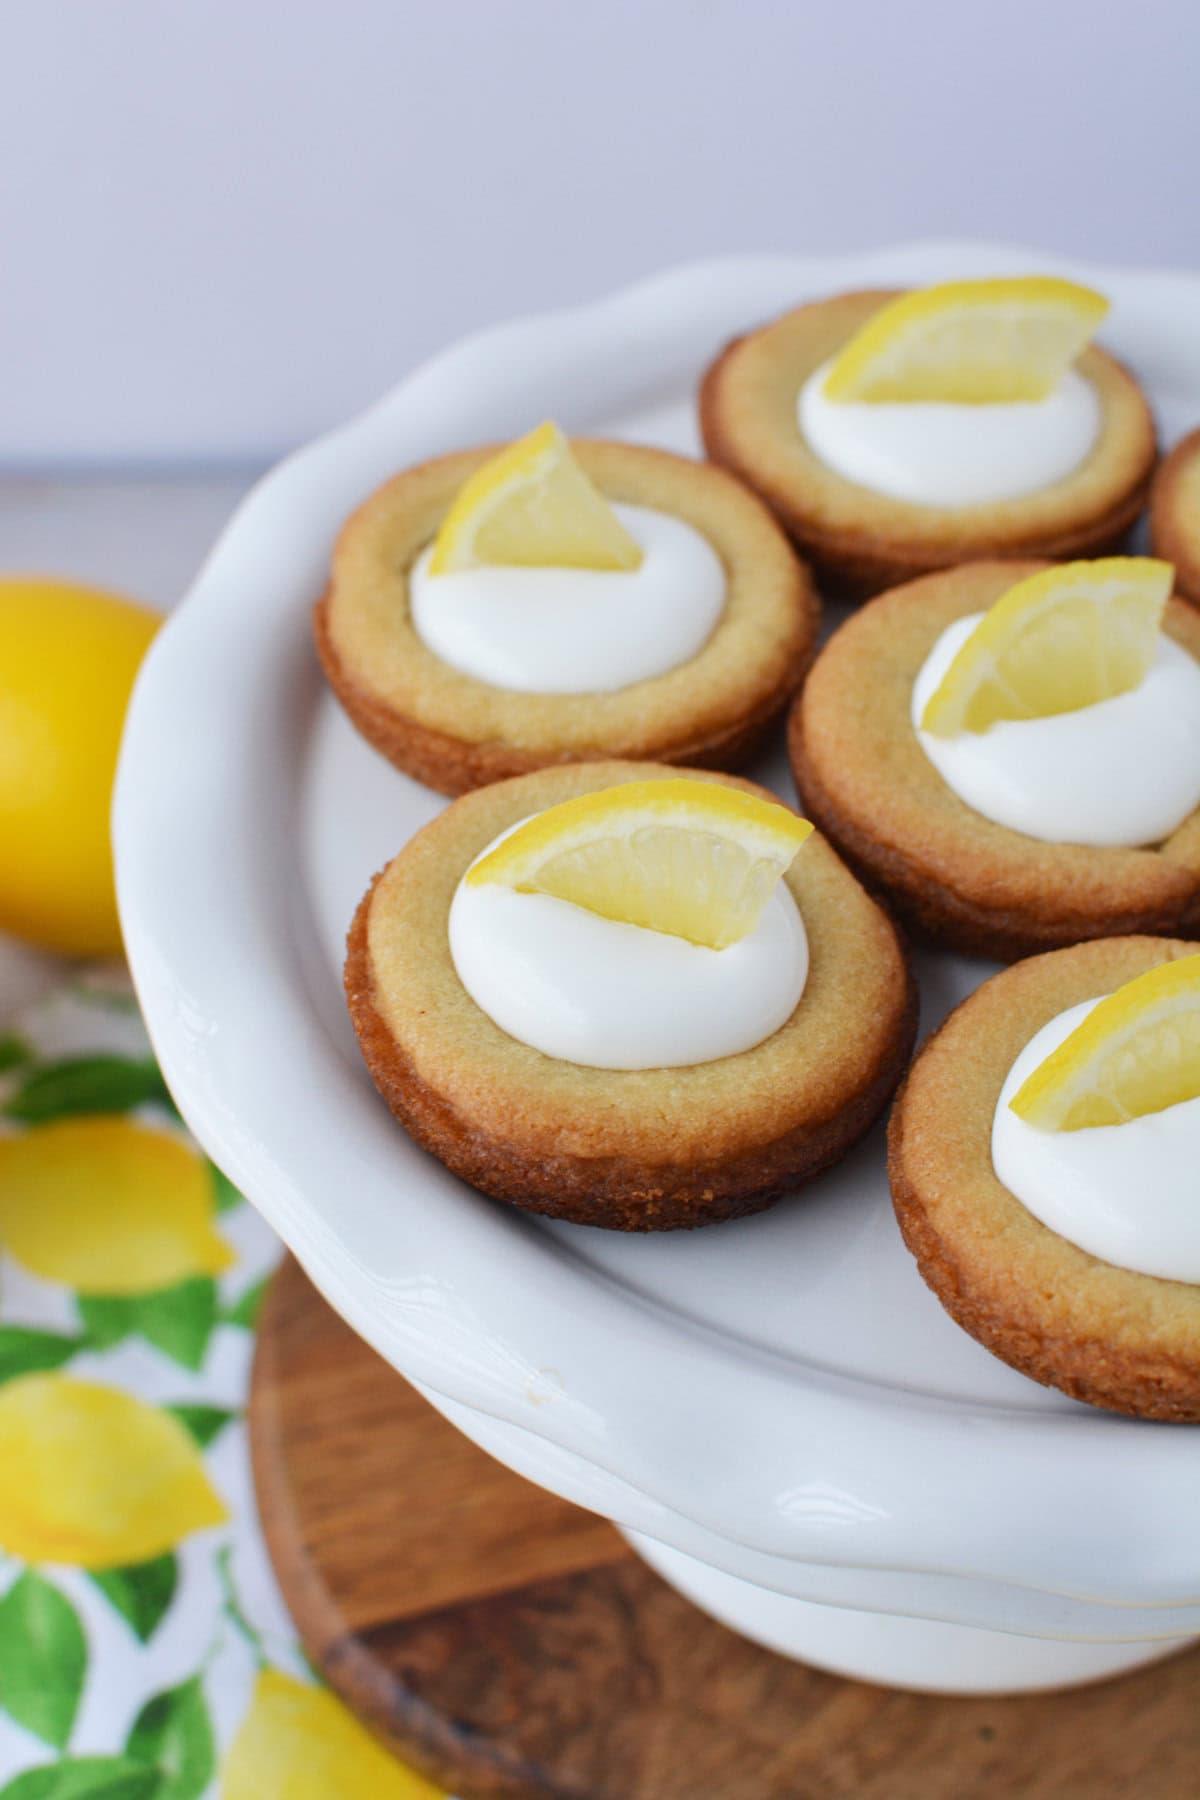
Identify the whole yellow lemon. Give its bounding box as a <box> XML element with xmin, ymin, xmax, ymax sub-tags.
<box><xmin>0</xmin><ymin>576</ymin><xmax>159</xmax><ymax>956</ymax></box>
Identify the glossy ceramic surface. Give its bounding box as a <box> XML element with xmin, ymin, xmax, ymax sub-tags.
<box><xmin>115</xmin><ymin>246</ymin><xmax>1200</xmax><ymax>1653</ymax></box>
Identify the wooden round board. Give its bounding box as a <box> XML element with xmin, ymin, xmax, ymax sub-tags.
<box><xmin>250</xmin><ymin>1257</ymin><xmax>1200</xmax><ymax>1800</ymax></box>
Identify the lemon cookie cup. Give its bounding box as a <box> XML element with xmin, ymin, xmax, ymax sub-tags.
<box><xmin>789</xmin><ymin>561</ymin><xmax>1200</xmax><ymax>961</ymax></box>
<box><xmin>1151</xmin><ymin>427</ymin><xmax>1200</xmax><ymax>606</ymax></box>
<box><xmin>888</xmin><ymin>936</ymin><xmax>1200</xmax><ymax>1420</ymax></box>
<box><xmin>316</xmin><ymin>441</ymin><xmax>818</xmax><ymax>797</ymax></box>
<box><xmin>700</xmin><ymin>289</ymin><xmax>1157</xmax><ymax>598</ymax></box>
<box><xmin>345</xmin><ymin>762</ymin><xmax>916</xmax><ymax>1232</ymax></box>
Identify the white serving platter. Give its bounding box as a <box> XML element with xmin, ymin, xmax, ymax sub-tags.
<box><xmin>115</xmin><ymin>244</ymin><xmax>1200</xmax><ymax>1691</ymax></box>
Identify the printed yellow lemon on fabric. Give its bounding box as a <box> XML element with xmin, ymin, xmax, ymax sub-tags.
<box><xmin>1011</xmin><ymin>953</ymin><xmax>1200</xmax><ymax>1131</ymax></box>
<box><xmin>0</xmin><ymin>1374</ymin><xmax>227</xmax><ymax>1566</ymax></box>
<box><xmin>0</xmin><ymin>1116</ymin><xmax>233</xmax><ymax>1293</ymax></box>
<box><xmin>920</xmin><ymin>558</ymin><xmax>1172</xmax><ymax>738</ymax></box>
<box><xmin>822</xmin><ymin>277</ymin><xmax>1109</xmax><ymax>404</ymax></box>
<box><xmin>429</xmin><ymin>421</ymin><xmax>643</xmax><ymax>573</ymax></box>
<box><xmin>0</xmin><ymin>576</ymin><xmax>159</xmax><ymax>956</ymax></box>
<box><xmin>467</xmin><ymin>778</ymin><xmax>813</xmax><ymax>949</ymax></box>
<box><xmin>223</xmin><ymin>1668</ymin><xmax>444</xmax><ymax>1800</ymax></box>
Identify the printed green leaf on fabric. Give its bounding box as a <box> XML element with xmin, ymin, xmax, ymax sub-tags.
<box><xmin>130</xmin><ymin>1278</ymin><xmax>218</xmax><ymax>1370</ymax></box>
<box><xmin>0</xmin><ymin>1571</ymin><xmax>87</xmax><ymax>1750</ymax></box>
<box><xmin>0</xmin><ymin>1033</ymin><xmax>31</xmax><ymax>1075</ymax></box>
<box><xmin>221</xmin><ymin>1274</ymin><xmax>268</xmax><ymax>1331</ymax></box>
<box><xmin>209</xmin><ymin>1162</ymin><xmax>244</xmax><ymax>1214</ymax></box>
<box><xmin>0</xmin><ymin>1327</ymin><xmax>84</xmax><ymax>1384</ymax></box>
<box><xmin>75</xmin><ymin>1296</ymin><xmax>130</xmax><ymax>1353</ymax></box>
<box><xmin>125</xmin><ymin>1675</ymin><xmax>215</xmax><ymax>1800</ymax></box>
<box><xmin>79</xmin><ymin>1277</ymin><xmax>217</xmax><ymax>1371</ymax></box>
<box><xmin>164</xmin><ymin>1403</ymin><xmax>236</xmax><ymax>1449</ymax></box>
<box><xmin>89</xmin><ymin>1553</ymin><xmax>178</xmax><ymax>1644</ymax></box>
<box><xmin>2</xmin><ymin>1056</ymin><xmax>174</xmax><ymax>1125</ymax></box>
<box><xmin>0</xmin><ymin>1759</ymin><xmax>161</xmax><ymax>1800</ymax></box>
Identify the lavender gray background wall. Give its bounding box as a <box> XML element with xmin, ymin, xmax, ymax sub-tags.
<box><xmin>5</xmin><ymin>0</ymin><xmax>1197</xmax><ymax>463</ymax></box>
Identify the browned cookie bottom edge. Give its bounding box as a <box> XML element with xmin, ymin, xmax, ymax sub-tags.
<box><xmin>346</xmin><ymin>876</ymin><xmax>918</xmax><ymax>1232</ymax></box>
<box><xmin>888</xmin><ymin>1115</ymin><xmax>1200</xmax><ymax>1422</ymax></box>
<box><xmin>788</xmin><ymin>704</ymin><xmax>1200</xmax><ymax>962</ymax></box>
<box><xmin>316</xmin><ymin>595</ymin><xmax>812</xmax><ymax>799</ymax></box>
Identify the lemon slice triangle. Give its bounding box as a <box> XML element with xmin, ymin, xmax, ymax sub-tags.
<box><xmin>466</xmin><ymin>778</ymin><xmax>813</xmax><ymax>950</ymax></box>
<box><xmin>429</xmin><ymin>421</ymin><xmax>643</xmax><ymax>574</ymax></box>
<box><xmin>823</xmin><ymin>277</ymin><xmax>1109</xmax><ymax>404</ymax></box>
<box><xmin>1010</xmin><ymin>953</ymin><xmax>1200</xmax><ymax>1131</ymax></box>
<box><xmin>919</xmin><ymin>557</ymin><xmax>1173</xmax><ymax>738</ymax></box>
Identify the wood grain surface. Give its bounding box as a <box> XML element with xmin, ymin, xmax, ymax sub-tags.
<box><xmin>250</xmin><ymin>1257</ymin><xmax>1200</xmax><ymax>1800</ymax></box>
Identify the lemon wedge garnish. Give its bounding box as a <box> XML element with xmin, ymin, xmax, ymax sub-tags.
<box><xmin>919</xmin><ymin>557</ymin><xmax>1173</xmax><ymax>738</ymax></box>
<box><xmin>224</xmin><ymin>1669</ymin><xmax>445</xmax><ymax>1800</ymax></box>
<box><xmin>1010</xmin><ymin>953</ymin><xmax>1200</xmax><ymax>1131</ymax></box>
<box><xmin>466</xmin><ymin>778</ymin><xmax>813</xmax><ymax>950</ymax></box>
<box><xmin>0</xmin><ymin>1117</ymin><xmax>234</xmax><ymax>1294</ymax></box>
<box><xmin>822</xmin><ymin>277</ymin><xmax>1109</xmax><ymax>404</ymax></box>
<box><xmin>0</xmin><ymin>1374</ymin><xmax>227</xmax><ymax>1566</ymax></box>
<box><xmin>429</xmin><ymin>421</ymin><xmax>642</xmax><ymax>574</ymax></box>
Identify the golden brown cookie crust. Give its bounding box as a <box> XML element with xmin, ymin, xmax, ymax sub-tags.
<box><xmin>317</xmin><ymin>441</ymin><xmax>819</xmax><ymax>797</ymax></box>
<box><xmin>700</xmin><ymin>289</ymin><xmax>1158</xmax><ymax>598</ymax></box>
<box><xmin>788</xmin><ymin>560</ymin><xmax>1200</xmax><ymax>960</ymax></box>
<box><xmin>888</xmin><ymin>935</ymin><xmax>1200</xmax><ymax>1420</ymax></box>
<box><xmin>1151</xmin><ymin>427</ymin><xmax>1200</xmax><ymax>607</ymax></box>
<box><xmin>346</xmin><ymin>761</ymin><xmax>917</xmax><ymax>1231</ymax></box>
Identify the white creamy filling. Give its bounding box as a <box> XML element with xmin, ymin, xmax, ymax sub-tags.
<box><xmin>798</xmin><ymin>362</ymin><xmax>1101</xmax><ymax>506</ymax></box>
<box><xmin>409</xmin><ymin>503</ymin><xmax>725</xmax><ymax>694</ymax></box>
<box><xmin>448</xmin><ymin>831</ymin><xmax>808</xmax><ymax>1071</ymax></box>
<box><xmin>992</xmin><ymin>998</ymin><xmax>1200</xmax><ymax>1283</ymax></box>
<box><xmin>911</xmin><ymin>616</ymin><xmax>1200</xmax><ymax>847</ymax></box>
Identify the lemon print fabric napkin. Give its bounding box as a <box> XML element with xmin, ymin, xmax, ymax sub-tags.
<box><xmin>0</xmin><ymin>971</ymin><xmax>444</xmax><ymax>1798</ymax></box>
